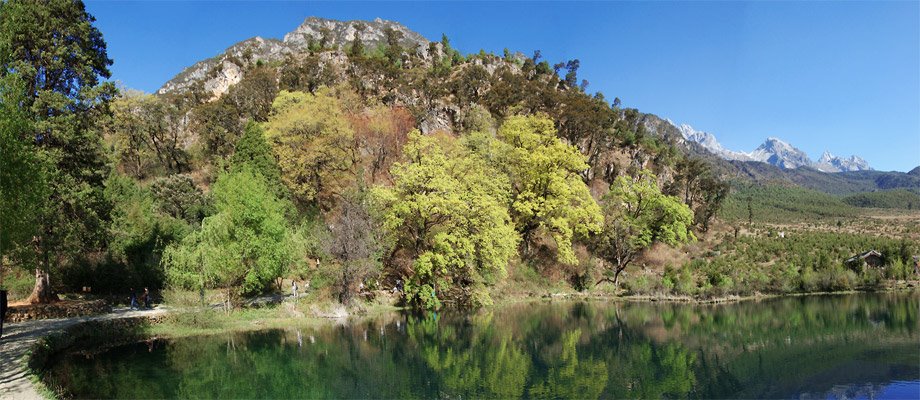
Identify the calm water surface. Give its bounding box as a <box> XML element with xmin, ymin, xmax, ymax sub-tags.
<box><xmin>45</xmin><ymin>292</ymin><xmax>919</xmax><ymax>399</ymax></box>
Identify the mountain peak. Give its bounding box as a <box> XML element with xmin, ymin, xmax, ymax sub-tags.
<box><xmin>158</xmin><ymin>16</ymin><xmax>432</xmax><ymax>98</ymax></box>
<box><xmin>751</xmin><ymin>137</ymin><xmax>811</xmax><ymax>169</ymax></box>
<box><xmin>815</xmin><ymin>151</ymin><xmax>871</xmax><ymax>172</ymax></box>
<box><xmin>673</xmin><ymin>121</ymin><xmax>873</xmax><ymax>172</ymax></box>
<box><xmin>283</xmin><ymin>17</ymin><xmax>429</xmax><ymax>52</ymax></box>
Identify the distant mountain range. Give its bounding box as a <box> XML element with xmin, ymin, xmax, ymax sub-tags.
<box><xmin>673</xmin><ymin>123</ymin><xmax>872</xmax><ymax>172</ymax></box>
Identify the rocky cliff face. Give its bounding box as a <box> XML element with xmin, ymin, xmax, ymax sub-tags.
<box><xmin>283</xmin><ymin>17</ymin><xmax>430</xmax><ymax>53</ymax></box>
<box><xmin>157</xmin><ymin>17</ymin><xmax>432</xmax><ymax>100</ymax></box>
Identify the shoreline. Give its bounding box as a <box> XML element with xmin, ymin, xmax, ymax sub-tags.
<box><xmin>5</xmin><ymin>286</ymin><xmax>918</xmax><ymax>399</ymax></box>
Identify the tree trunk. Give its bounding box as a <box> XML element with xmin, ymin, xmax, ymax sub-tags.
<box><xmin>27</xmin><ymin>267</ymin><xmax>57</xmax><ymax>304</ymax></box>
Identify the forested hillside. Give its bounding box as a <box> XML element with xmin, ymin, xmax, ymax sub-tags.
<box><xmin>1</xmin><ymin>4</ymin><xmax>915</xmax><ymax>310</ymax></box>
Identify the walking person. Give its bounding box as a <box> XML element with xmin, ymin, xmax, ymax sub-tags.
<box><xmin>143</xmin><ymin>287</ymin><xmax>151</xmax><ymax>309</ymax></box>
<box><xmin>291</xmin><ymin>280</ymin><xmax>298</xmax><ymax>299</ymax></box>
<box><xmin>129</xmin><ymin>287</ymin><xmax>138</xmax><ymax>310</ymax></box>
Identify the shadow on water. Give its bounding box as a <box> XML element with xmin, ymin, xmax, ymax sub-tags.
<box><xmin>44</xmin><ymin>292</ymin><xmax>919</xmax><ymax>399</ymax></box>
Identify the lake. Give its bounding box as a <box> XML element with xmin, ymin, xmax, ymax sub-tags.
<box><xmin>44</xmin><ymin>292</ymin><xmax>919</xmax><ymax>399</ymax></box>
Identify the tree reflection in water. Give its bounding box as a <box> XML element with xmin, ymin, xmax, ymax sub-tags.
<box><xmin>45</xmin><ymin>292</ymin><xmax>919</xmax><ymax>399</ymax></box>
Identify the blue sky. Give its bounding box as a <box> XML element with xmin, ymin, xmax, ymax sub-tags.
<box><xmin>86</xmin><ymin>1</ymin><xmax>919</xmax><ymax>172</ymax></box>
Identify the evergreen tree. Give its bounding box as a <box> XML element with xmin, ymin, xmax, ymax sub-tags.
<box><xmin>0</xmin><ymin>0</ymin><xmax>115</xmax><ymax>302</ymax></box>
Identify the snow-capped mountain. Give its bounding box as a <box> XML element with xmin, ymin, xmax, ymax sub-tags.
<box><xmin>674</xmin><ymin>122</ymin><xmax>872</xmax><ymax>172</ymax></box>
<box><xmin>675</xmin><ymin>124</ymin><xmax>754</xmax><ymax>162</ymax></box>
<box><xmin>815</xmin><ymin>152</ymin><xmax>871</xmax><ymax>173</ymax></box>
<box><xmin>748</xmin><ymin>137</ymin><xmax>813</xmax><ymax>169</ymax></box>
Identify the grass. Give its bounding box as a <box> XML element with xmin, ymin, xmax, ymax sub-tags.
<box><xmin>147</xmin><ymin>292</ymin><xmax>402</xmax><ymax>339</ymax></box>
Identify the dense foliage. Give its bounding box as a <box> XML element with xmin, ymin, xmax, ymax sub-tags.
<box><xmin>375</xmin><ymin>132</ymin><xmax>519</xmax><ymax>308</ymax></box>
<box><xmin>593</xmin><ymin>171</ymin><xmax>695</xmax><ymax>287</ymax></box>
<box><xmin>163</xmin><ymin>169</ymin><xmax>295</xmax><ymax>301</ymax></box>
<box><xmin>843</xmin><ymin>189</ymin><xmax>920</xmax><ymax>210</ymax></box>
<box><xmin>2</xmin><ymin>2</ymin><xmax>913</xmax><ymax>310</ymax></box>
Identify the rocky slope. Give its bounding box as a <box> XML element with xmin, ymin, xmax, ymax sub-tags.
<box><xmin>157</xmin><ymin>17</ymin><xmax>433</xmax><ymax>100</ymax></box>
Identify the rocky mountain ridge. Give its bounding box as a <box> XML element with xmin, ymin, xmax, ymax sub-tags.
<box><xmin>157</xmin><ymin>17</ymin><xmax>433</xmax><ymax>100</ymax></box>
<box><xmin>673</xmin><ymin>122</ymin><xmax>872</xmax><ymax>172</ymax></box>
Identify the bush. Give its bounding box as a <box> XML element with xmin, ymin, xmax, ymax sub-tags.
<box><xmin>2</xmin><ymin>267</ymin><xmax>35</xmax><ymax>301</ymax></box>
<box><xmin>165</xmin><ymin>309</ymin><xmax>222</xmax><ymax>330</ymax></box>
<box><xmin>622</xmin><ymin>274</ymin><xmax>653</xmax><ymax>296</ymax></box>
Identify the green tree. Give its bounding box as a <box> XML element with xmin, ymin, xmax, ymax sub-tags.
<box><xmin>163</xmin><ymin>169</ymin><xmax>294</xmax><ymax>305</ymax></box>
<box><xmin>491</xmin><ymin>115</ymin><xmax>602</xmax><ymax>265</ymax></box>
<box><xmin>150</xmin><ymin>174</ymin><xmax>210</xmax><ymax>226</ymax></box>
<box><xmin>103</xmin><ymin>174</ymin><xmax>187</xmax><ymax>290</ymax></box>
<box><xmin>666</xmin><ymin>157</ymin><xmax>729</xmax><ymax>232</ymax></box>
<box><xmin>262</xmin><ymin>89</ymin><xmax>357</xmax><ymax>209</ymax></box>
<box><xmin>593</xmin><ymin>171</ymin><xmax>695</xmax><ymax>287</ymax></box>
<box><xmin>383</xmin><ymin>27</ymin><xmax>404</xmax><ymax>66</ymax></box>
<box><xmin>349</xmin><ymin>22</ymin><xmax>366</xmax><ymax>58</ymax></box>
<box><xmin>374</xmin><ymin>132</ymin><xmax>519</xmax><ymax>309</ymax></box>
<box><xmin>0</xmin><ymin>76</ymin><xmax>48</xmax><ymax>280</ymax></box>
<box><xmin>0</xmin><ymin>0</ymin><xmax>115</xmax><ymax>303</ymax></box>
<box><xmin>230</xmin><ymin>121</ymin><xmax>284</xmax><ymax>193</ymax></box>
<box><xmin>190</xmin><ymin>99</ymin><xmax>242</xmax><ymax>160</ymax></box>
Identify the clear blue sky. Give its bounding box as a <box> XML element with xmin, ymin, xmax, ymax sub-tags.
<box><xmin>85</xmin><ymin>1</ymin><xmax>919</xmax><ymax>172</ymax></box>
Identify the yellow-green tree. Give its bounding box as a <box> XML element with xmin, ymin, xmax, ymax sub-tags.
<box><xmin>491</xmin><ymin>115</ymin><xmax>602</xmax><ymax>265</ymax></box>
<box><xmin>375</xmin><ymin>132</ymin><xmax>518</xmax><ymax>309</ymax></box>
<box><xmin>593</xmin><ymin>170</ymin><xmax>695</xmax><ymax>287</ymax></box>
<box><xmin>262</xmin><ymin>88</ymin><xmax>356</xmax><ymax>209</ymax></box>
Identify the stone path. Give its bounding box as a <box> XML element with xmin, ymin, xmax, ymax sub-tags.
<box><xmin>0</xmin><ymin>307</ymin><xmax>166</xmax><ymax>400</ymax></box>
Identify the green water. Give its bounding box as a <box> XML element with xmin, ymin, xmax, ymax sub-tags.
<box><xmin>45</xmin><ymin>293</ymin><xmax>919</xmax><ymax>399</ymax></box>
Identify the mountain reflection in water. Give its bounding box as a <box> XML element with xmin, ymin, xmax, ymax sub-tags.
<box><xmin>44</xmin><ymin>292</ymin><xmax>919</xmax><ymax>399</ymax></box>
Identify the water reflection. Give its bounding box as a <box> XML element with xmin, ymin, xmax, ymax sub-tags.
<box><xmin>45</xmin><ymin>293</ymin><xmax>919</xmax><ymax>399</ymax></box>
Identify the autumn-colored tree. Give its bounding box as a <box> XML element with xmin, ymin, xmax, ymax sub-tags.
<box><xmin>350</xmin><ymin>105</ymin><xmax>414</xmax><ymax>183</ymax></box>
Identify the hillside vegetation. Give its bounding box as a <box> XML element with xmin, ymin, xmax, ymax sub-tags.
<box><xmin>1</xmin><ymin>3</ymin><xmax>915</xmax><ymax>310</ymax></box>
<box><xmin>720</xmin><ymin>184</ymin><xmax>858</xmax><ymax>223</ymax></box>
<box><xmin>843</xmin><ymin>189</ymin><xmax>920</xmax><ymax>210</ymax></box>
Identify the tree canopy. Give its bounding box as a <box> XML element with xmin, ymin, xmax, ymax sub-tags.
<box><xmin>492</xmin><ymin>115</ymin><xmax>602</xmax><ymax>265</ymax></box>
<box><xmin>163</xmin><ymin>169</ymin><xmax>295</xmax><ymax>300</ymax></box>
<box><xmin>374</xmin><ymin>132</ymin><xmax>519</xmax><ymax>309</ymax></box>
<box><xmin>593</xmin><ymin>171</ymin><xmax>695</xmax><ymax>286</ymax></box>
<box><xmin>263</xmin><ymin>88</ymin><xmax>357</xmax><ymax>209</ymax></box>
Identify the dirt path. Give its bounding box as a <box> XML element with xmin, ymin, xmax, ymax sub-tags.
<box><xmin>0</xmin><ymin>307</ymin><xmax>166</xmax><ymax>400</ymax></box>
